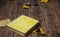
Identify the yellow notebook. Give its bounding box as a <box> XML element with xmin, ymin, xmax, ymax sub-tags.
<box><xmin>7</xmin><ymin>15</ymin><xmax>39</xmax><ymax>36</ymax></box>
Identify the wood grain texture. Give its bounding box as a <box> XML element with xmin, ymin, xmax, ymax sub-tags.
<box><xmin>0</xmin><ymin>0</ymin><xmax>60</xmax><ymax>37</ymax></box>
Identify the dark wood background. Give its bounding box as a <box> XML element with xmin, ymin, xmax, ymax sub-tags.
<box><xmin>0</xmin><ymin>0</ymin><xmax>60</xmax><ymax>37</ymax></box>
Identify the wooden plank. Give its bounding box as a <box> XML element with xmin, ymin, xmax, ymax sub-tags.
<box><xmin>14</xmin><ymin>32</ymin><xmax>24</xmax><ymax>37</ymax></box>
<box><xmin>48</xmin><ymin>0</ymin><xmax>60</xmax><ymax>37</ymax></box>
<box><xmin>7</xmin><ymin>30</ymin><xmax>14</xmax><ymax>37</ymax></box>
<box><xmin>0</xmin><ymin>1</ymin><xmax>19</xmax><ymax>37</ymax></box>
<box><xmin>9</xmin><ymin>1</ymin><xmax>18</xmax><ymax>20</ymax></box>
<box><xmin>0</xmin><ymin>1</ymin><xmax>13</xmax><ymax>37</ymax></box>
<box><xmin>39</xmin><ymin>3</ymin><xmax>48</xmax><ymax>37</ymax></box>
<box><xmin>41</xmin><ymin>2</ymin><xmax>58</xmax><ymax>37</ymax></box>
<box><xmin>52</xmin><ymin>0</ymin><xmax>60</xmax><ymax>34</ymax></box>
<box><xmin>3</xmin><ymin>27</ymin><xmax>10</xmax><ymax>37</ymax></box>
<box><xmin>0</xmin><ymin>3</ymin><xmax>11</xmax><ymax>19</ymax></box>
<box><xmin>0</xmin><ymin>28</ymin><xmax>5</xmax><ymax>37</ymax></box>
<box><xmin>14</xmin><ymin>33</ymin><xmax>19</xmax><ymax>37</ymax></box>
<box><xmin>3</xmin><ymin>1</ymin><xmax>18</xmax><ymax>37</ymax></box>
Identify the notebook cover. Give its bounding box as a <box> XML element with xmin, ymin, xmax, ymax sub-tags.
<box><xmin>7</xmin><ymin>15</ymin><xmax>39</xmax><ymax>36</ymax></box>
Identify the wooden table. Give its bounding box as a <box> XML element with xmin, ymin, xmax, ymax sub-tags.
<box><xmin>0</xmin><ymin>0</ymin><xmax>60</xmax><ymax>37</ymax></box>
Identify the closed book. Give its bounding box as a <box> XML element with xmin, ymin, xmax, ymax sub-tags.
<box><xmin>7</xmin><ymin>15</ymin><xmax>39</xmax><ymax>36</ymax></box>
